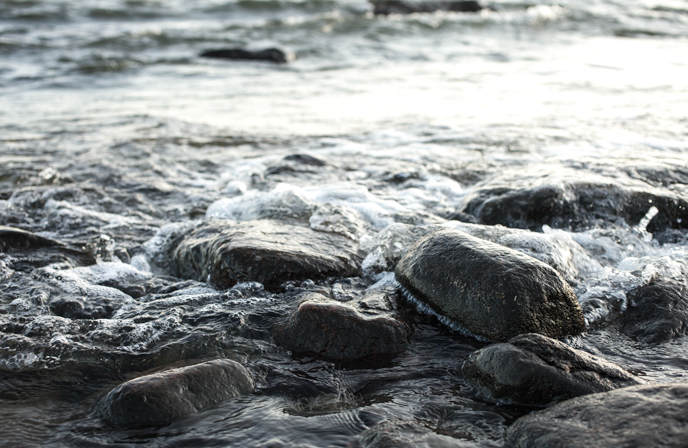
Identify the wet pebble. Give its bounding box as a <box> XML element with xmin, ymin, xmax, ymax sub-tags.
<box><xmin>462</xmin><ymin>333</ymin><xmax>644</xmax><ymax>405</ymax></box>
<box><xmin>94</xmin><ymin>359</ymin><xmax>254</xmax><ymax>427</ymax></box>
<box><xmin>273</xmin><ymin>290</ymin><xmax>410</xmax><ymax>361</ymax></box>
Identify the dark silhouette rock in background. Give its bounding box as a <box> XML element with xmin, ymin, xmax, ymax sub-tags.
<box><xmin>200</xmin><ymin>48</ymin><xmax>289</xmax><ymax>63</ymax></box>
<box><xmin>94</xmin><ymin>359</ymin><xmax>254</xmax><ymax>427</ymax></box>
<box><xmin>506</xmin><ymin>383</ymin><xmax>688</xmax><ymax>448</ymax></box>
<box><xmin>395</xmin><ymin>229</ymin><xmax>585</xmax><ymax>342</ymax></box>
<box><xmin>620</xmin><ymin>278</ymin><xmax>688</xmax><ymax>343</ymax></box>
<box><xmin>463</xmin><ymin>333</ymin><xmax>643</xmax><ymax>405</ymax></box>
<box><xmin>373</xmin><ymin>0</ymin><xmax>483</xmax><ymax>15</ymax></box>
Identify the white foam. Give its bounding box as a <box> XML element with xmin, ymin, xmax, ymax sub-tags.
<box><xmin>69</xmin><ymin>261</ymin><xmax>151</xmax><ymax>285</ymax></box>
<box><xmin>33</xmin><ymin>266</ymin><xmax>132</xmax><ymax>299</ymax></box>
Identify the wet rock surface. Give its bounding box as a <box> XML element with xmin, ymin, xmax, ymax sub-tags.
<box><xmin>395</xmin><ymin>229</ymin><xmax>585</xmax><ymax>342</ymax></box>
<box><xmin>460</xmin><ymin>175</ymin><xmax>688</xmax><ymax>232</ymax></box>
<box><xmin>0</xmin><ymin>226</ymin><xmax>95</xmax><ymax>271</ymax></box>
<box><xmin>172</xmin><ymin>220</ymin><xmax>363</xmax><ymax>291</ymax></box>
<box><xmin>273</xmin><ymin>285</ymin><xmax>411</xmax><ymax>361</ymax></box>
<box><xmin>463</xmin><ymin>333</ymin><xmax>643</xmax><ymax>405</ymax></box>
<box><xmin>620</xmin><ymin>278</ymin><xmax>688</xmax><ymax>343</ymax></box>
<box><xmin>506</xmin><ymin>383</ymin><xmax>688</xmax><ymax>448</ymax></box>
<box><xmin>94</xmin><ymin>359</ymin><xmax>254</xmax><ymax>427</ymax></box>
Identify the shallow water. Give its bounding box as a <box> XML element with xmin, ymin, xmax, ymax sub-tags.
<box><xmin>1</xmin><ymin>0</ymin><xmax>688</xmax><ymax>446</ymax></box>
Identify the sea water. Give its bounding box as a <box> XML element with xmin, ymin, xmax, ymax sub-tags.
<box><xmin>1</xmin><ymin>0</ymin><xmax>688</xmax><ymax>446</ymax></box>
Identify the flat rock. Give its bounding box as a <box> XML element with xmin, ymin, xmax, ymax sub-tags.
<box><xmin>463</xmin><ymin>333</ymin><xmax>643</xmax><ymax>405</ymax></box>
<box><xmin>620</xmin><ymin>278</ymin><xmax>688</xmax><ymax>343</ymax></box>
<box><xmin>94</xmin><ymin>359</ymin><xmax>254</xmax><ymax>427</ymax></box>
<box><xmin>172</xmin><ymin>220</ymin><xmax>363</xmax><ymax>291</ymax></box>
<box><xmin>506</xmin><ymin>383</ymin><xmax>688</xmax><ymax>448</ymax></box>
<box><xmin>273</xmin><ymin>290</ymin><xmax>410</xmax><ymax>361</ymax></box>
<box><xmin>395</xmin><ymin>229</ymin><xmax>585</xmax><ymax>342</ymax></box>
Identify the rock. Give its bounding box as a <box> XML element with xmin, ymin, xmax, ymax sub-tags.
<box><xmin>94</xmin><ymin>359</ymin><xmax>254</xmax><ymax>427</ymax></box>
<box><xmin>172</xmin><ymin>220</ymin><xmax>363</xmax><ymax>291</ymax></box>
<box><xmin>505</xmin><ymin>383</ymin><xmax>688</xmax><ymax>448</ymax></box>
<box><xmin>463</xmin><ymin>333</ymin><xmax>643</xmax><ymax>405</ymax></box>
<box><xmin>372</xmin><ymin>0</ymin><xmax>483</xmax><ymax>15</ymax></box>
<box><xmin>273</xmin><ymin>291</ymin><xmax>410</xmax><ymax>361</ymax></box>
<box><xmin>620</xmin><ymin>278</ymin><xmax>688</xmax><ymax>343</ymax></box>
<box><xmin>395</xmin><ymin>229</ymin><xmax>585</xmax><ymax>342</ymax></box>
<box><xmin>49</xmin><ymin>296</ymin><xmax>123</xmax><ymax>319</ymax></box>
<box><xmin>0</xmin><ymin>226</ymin><xmax>95</xmax><ymax>271</ymax></box>
<box><xmin>460</xmin><ymin>176</ymin><xmax>688</xmax><ymax>232</ymax></box>
<box><xmin>200</xmin><ymin>48</ymin><xmax>289</xmax><ymax>63</ymax></box>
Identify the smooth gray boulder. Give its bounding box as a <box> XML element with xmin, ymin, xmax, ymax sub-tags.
<box><xmin>463</xmin><ymin>333</ymin><xmax>643</xmax><ymax>405</ymax></box>
<box><xmin>94</xmin><ymin>359</ymin><xmax>254</xmax><ymax>427</ymax></box>
<box><xmin>395</xmin><ymin>229</ymin><xmax>585</xmax><ymax>342</ymax></box>
<box><xmin>506</xmin><ymin>383</ymin><xmax>688</xmax><ymax>448</ymax></box>
<box><xmin>172</xmin><ymin>220</ymin><xmax>363</xmax><ymax>291</ymax></box>
<box><xmin>274</xmin><ymin>291</ymin><xmax>410</xmax><ymax>361</ymax></box>
<box><xmin>620</xmin><ymin>278</ymin><xmax>688</xmax><ymax>343</ymax></box>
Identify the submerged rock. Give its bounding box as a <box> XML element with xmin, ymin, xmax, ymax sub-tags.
<box><xmin>357</xmin><ymin>419</ymin><xmax>463</xmax><ymax>448</ymax></box>
<box><xmin>620</xmin><ymin>278</ymin><xmax>688</xmax><ymax>343</ymax></box>
<box><xmin>395</xmin><ymin>229</ymin><xmax>585</xmax><ymax>342</ymax></box>
<box><xmin>200</xmin><ymin>48</ymin><xmax>290</xmax><ymax>63</ymax></box>
<box><xmin>172</xmin><ymin>220</ymin><xmax>363</xmax><ymax>291</ymax></box>
<box><xmin>463</xmin><ymin>333</ymin><xmax>643</xmax><ymax>405</ymax></box>
<box><xmin>274</xmin><ymin>290</ymin><xmax>410</xmax><ymax>361</ymax></box>
<box><xmin>506</xmin><ymin>383</ymin><xmax>688</xmax><ymax>448</ymax></box>
<box><xmin>94</xmin><ymin>359</ymin><xmax>254</xmax><ymax>427</ymax></box>
<box><xmin>372</xmin><ymin>0</ymin><xmax>483</xmax><ymax>15</ymax></box>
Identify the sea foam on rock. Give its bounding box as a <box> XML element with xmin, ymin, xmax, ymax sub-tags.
<box><xmin>463</xmin><ymin>333</ymin><xmax>643</xmax><ymax>405</ymax></box>
<box><xmin>395</xmin><ymin>229</ymin><xmax>585</xmax><ymax>342</ymax></box>
<box><xmin>273</xmin><ymin>286</ymin><xmax>410</xmax><ymax>361</ymax></box>
<box><xmin>620</xmin><ymin>277</ymin><xmax>688</xmax><ymax>343</ymax></box>
<box><xmin>506</xmin><ymin>383</ymin><xmax>688</xmax><ymax>448</ymax></box>
<box><xmin>172</xmin><ymin>220</ymin><xmax>363</xmax><ymax>291</ymax></box>
<box><xmin>94</xmin><ymin>359</ymin><xmax>254</xmax><ymax>427</ymax></box>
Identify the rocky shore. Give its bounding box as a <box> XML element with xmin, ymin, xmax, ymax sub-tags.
<box><xmin>3</xmin><ymin>214</ymin><xmax>686</xmax><ymax>446</ymax></box>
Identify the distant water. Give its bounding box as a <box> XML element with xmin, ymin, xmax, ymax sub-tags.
<box><xmin>1</xmin><ymin>0</ymin><xmax>688</xmax><ymax>446</ymax></box>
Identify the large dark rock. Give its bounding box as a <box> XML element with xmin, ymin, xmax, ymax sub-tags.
<box><xmin>461</xmin><ymin>180</ymin><xmax>688</xmax><ymax>232</ymax></box>
<box><xmin>463</xmin><ymin>333</ymin><xmax>643</xmax><ymax>405</ymax></box>
<box><xmin>372</xmin><ymin>0</ymin><xmax>483</xmax><ymax>15</ymax></box>
<box><xmin>273</xmin><ymin>291</ymin><xmax>410</xmax><ymax>361</ymax></box>
<box><xmin>94</xmin><ymin>359</ymin><xmax>254</xmax><ymax>427</ymax></box>
<box><xmin>506</xmin><ymin>383</ymin><xmax>688</xmax><ymax>448</ymax></box>
<box><xmin>172</xmin><ymin>220</ymin><xmax>363</xmax><ymax>291</ymax></box>
<box><xmin>200</xmin><ymin>48</ymin><xmax>289</xmax><ymax>63</ymax></box>
<box><xmin>620</xmin><ymin>278</ymin><xmax>688</xmax><ymax>343</ymax></box>
<box><xmin>395</xmin><ymin>229</ymin><xmax>585</xmax><ymax>342</ymax></box>
<box><xmin>0</xmin><ymin>226</ymin><xmax>95</xmax><ymax>271</ymax></box>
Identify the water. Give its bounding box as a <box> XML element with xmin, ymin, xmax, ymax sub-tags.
<box><xmin>1</xmin><ymin>0</ymin><xmax>688</xmax><ymax>446</ymax></box>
